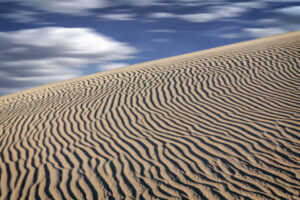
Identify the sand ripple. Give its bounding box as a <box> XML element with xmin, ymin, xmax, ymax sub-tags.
<box><xmin>1</xmin><ymin>31</ymin><xmax>300</xmax><ymax>199</ymax></box>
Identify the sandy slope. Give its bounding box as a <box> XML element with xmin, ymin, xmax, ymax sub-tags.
<box><xmin>0</xmin><ymin>31</ymin><xmax>300</xmax><ymax>200</ymax></box>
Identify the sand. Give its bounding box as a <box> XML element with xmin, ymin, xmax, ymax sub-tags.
<box><xmin>0</xmin><ymin>31</ymin><xmax>300</xmax><ymax>200</ymax></box>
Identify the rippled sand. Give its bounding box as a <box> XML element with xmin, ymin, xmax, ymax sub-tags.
<box><xmin>0</xmin><ymin>31</ymin><xmax>300</xmax><ymax>200</ymax></box>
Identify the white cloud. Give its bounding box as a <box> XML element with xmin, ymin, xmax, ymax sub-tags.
<box><xmin>2</xmin><ymin>11</ymin><xmax>40</xmax><ymax>23</ymax></box>
<box><xmin>4</xmin><ymin>0</ymin><xmax>295</xmax><ymax>17</ymax></box>
<box><xmin>276</xmin><ymin>6</ymin><xmax>300</xmax><ymax>16</ymax></box>
<box><xmin>147</xmin><ymin>29</ymin><xmax>177</xmax><ymax>33</ymax></box>
<box><xmin>0</xmin><ymin>27</ymin><xmax>137</xmax><ymax>96</ymax></box>
<box><xmin>179</xmin><ymin>13</ymin><xmax>219</xmax><ymax>22</ymax></box>
<box><xmin>12</xmin><ymin>0</ymin><xmax>107</xmax><ymax>15</ymax></box>
<box><xmin>149</xmin><ymin>12</ymin><xmax>176</xmax><ymax>18</ymax></box>
<box><xmin>99</xmin><ymin>13</ymin><xmax>136</xmax><ymax>21</ymax></box>
<box><xmin>217</xmin><ymin>23</ymin><xmax>300</xmax><ymax>39</ymax></box>
<box><xmin>8</xmin><ymin>0</ymin><xmax>161</xmax><ymax>15</ymax></box>
<box><xmin>256</xmin><ymin>18</ymin><xmax>279</xmax><ymax>25</ymax></box>
<box><xmin>149</xmin><ymin>2</ymin><xmax>265</xmax><ymax>23</ymax></box>
<box><xmin>231</xmin><ymin>2</ymin><xmax>265</xmax><ymax>9</ymax></box>
<box><xmin>150</xmin><ymin>10</ymin><xmax>231</xmax><ymax>23</ymax></box>
<box><xmin>218</xmin><ymin>33</ymin><xmax>242</xmax><ymax>39</ymax></box>
<box><xmin>98</xmin><ymin>63</ymin><xmax>129</xmax><ymax>71</ymax></box>
<box><xmin>243</xmin><ymin>27</ymin><xmax>287</xmax><ymax>37</ymax></box>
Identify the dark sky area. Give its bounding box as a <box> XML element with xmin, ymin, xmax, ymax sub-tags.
<box><xmin>0</xmin><ymin>0</ymin><xmax>299</xmax><ymax>96</ymax></box>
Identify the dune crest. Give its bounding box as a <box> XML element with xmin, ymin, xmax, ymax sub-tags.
<box><xmin>1</xmin><ymin>31</ymin><xmax>300</xmax><ymax>199</ymax></box>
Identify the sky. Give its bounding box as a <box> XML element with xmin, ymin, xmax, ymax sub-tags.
<box><xmin>0</xmin><ymin>0</ymin><xmax>299</xmax><ymax>96</ymax></box>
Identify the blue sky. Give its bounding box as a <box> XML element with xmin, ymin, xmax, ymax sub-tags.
<box><xmin>0</xmin><ymin>0</ymin><xmax>299</xmax><ymax>96</ymax></box>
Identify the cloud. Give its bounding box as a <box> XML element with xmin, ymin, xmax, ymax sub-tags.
<box><xmin>150</xmin><ymin>11</ymin><xmax>225</xmax><ymax>23</ymax></box>
<box><xmin>99</xmin><ymin>13</ymin><xmax>136</xmax><ymax>21</ymax></box>
<box><xmin>256</xmin><ymin>18</ymin><xmax>279</xmax><ymax>25</ymax></box>
<box><xmin>0</xmin><ymin>27</ymin><xmax>137</xmax><ymax>96</ymax></box>
<box><xmin>8</xmin><ymin>0</ymin><xmax>161</xmax><ymax>15</ymax></box>
<box><xmin>10</xmin><ymin>0</ymin><xmax>107</xmax><ymax>15</ymax></box>
<box><xmin>2</xmin><ymin>11</ymin><xmax>40</xmax><ymax>23</ymax></box>
<box><xmin>218</xmin><ymin>33</ymin><xmax>243</xmax><ymax>39</ymax></box>
<box><xmin>276</xmin><ymin>6</ymin><xmax>300</xmax><ymax>16</ymax></box>
<box><xmin>217</xmin><ymin>23</ymin><xmax>300</xmax><ymax>39</ymax></box>
<box><xmin>98</xmin><ymin>63</ymin><xmax>129</xmax><ymax>71</ymax></box>
<box><xmin>149</xmin><ymin>2</ymin><xmax>265</xmax><ymax>23</ymax></box>
<box><xmin>147</xmin><ymin>29</ymin><xmax>177</xmax><ymax>33</ymax></box>
<box><xmin>243</xmin><ymin>27</ymin><xmax>288</xmax><ymax>37</ymax></box>
<box><xmin>3</xmin><ymin>0</ymin><xmax>295</xmax><ymax>17</ymax></box>
<box><xmin>180</xmin><ymin>13</ymin><xmax>221</xmax><ymax>23</ymax></box>
<box><xmin>149</xmin><ymin>12</ymin><xmax>176</xmax><ymax>19</ymax></box>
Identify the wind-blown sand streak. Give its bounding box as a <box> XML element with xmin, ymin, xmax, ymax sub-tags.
<box><xmin>0</xmin><ymin>31</ymin><xmax>300</xmax><ymax>199</ymax></box>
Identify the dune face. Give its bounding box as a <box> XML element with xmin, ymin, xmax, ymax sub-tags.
<box><xmin>1</xmin><ymin>32</ymin><xmax>300</xmax><ymax>200</ymax></box>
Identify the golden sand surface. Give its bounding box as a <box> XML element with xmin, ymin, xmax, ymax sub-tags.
<box><xmin>0</xmin><ymin>31</ymin><xmax>299</xmax><ymax>200</ymax></box>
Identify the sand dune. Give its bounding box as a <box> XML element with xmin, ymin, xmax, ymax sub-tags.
<box><xmin>0</xmin><ymin>31</ymin><xmax>300</xmax><ymax>199</ymax></box>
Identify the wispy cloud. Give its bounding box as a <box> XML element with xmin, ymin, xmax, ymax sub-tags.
<box><xmin>256</xmin><ymin>18</ymin><xmax>279</xmax><ymax>25</ymax></box>
<box><xmin>149</xmin><ymin>2</ymin><xmax>265</xmax><ymax>23</ymax></box>
<box><xmin>218</xmin><ymin>33</ymin><xmax>243</xmax><ymax>39</ymax></box>
<box><xmin>9</xmin><ymin>0</ymin><xmax>107</xmax><ymax>15</ymax></box>
<box><xmin>0</xmin><ymin>27</ymin><xmax>137</xmax><ymax>96</ymax></box>
<box><xmin>99</xmin><ymin>13</ymin><xmax>136</xmax><ymax>21</ymax></box>
<box><xmin>218</xmin><ymin>25</ymin><xmax>298</xmax><ymax>39</ymax></box>
<box><xmin>149</xmin><ymin>12</ymin><xmax>176</xmax><ymax>19</ymax></box>
<box><xmin>147</xmin><ymin>29</ymin><xmax>177</xmax><ymax>33</ymax></box>
<box><xmin>7</xmin><ymin>0</ymin><xmax>161</xmax><ymax>15</ymax></box>
<box><xmin>2</xmin><ymin>11</ymin><xmax>41</xmax><ymax>23</ymax></box>
<box><xmin>276</xmin><ymin>6</ymin><xmax>300</xmax><ymax>16</ymax></box>
<box><xmin>243</xmin><ymin>27</ymin><xmax>290</xmax><ymax>37</ymax></box>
